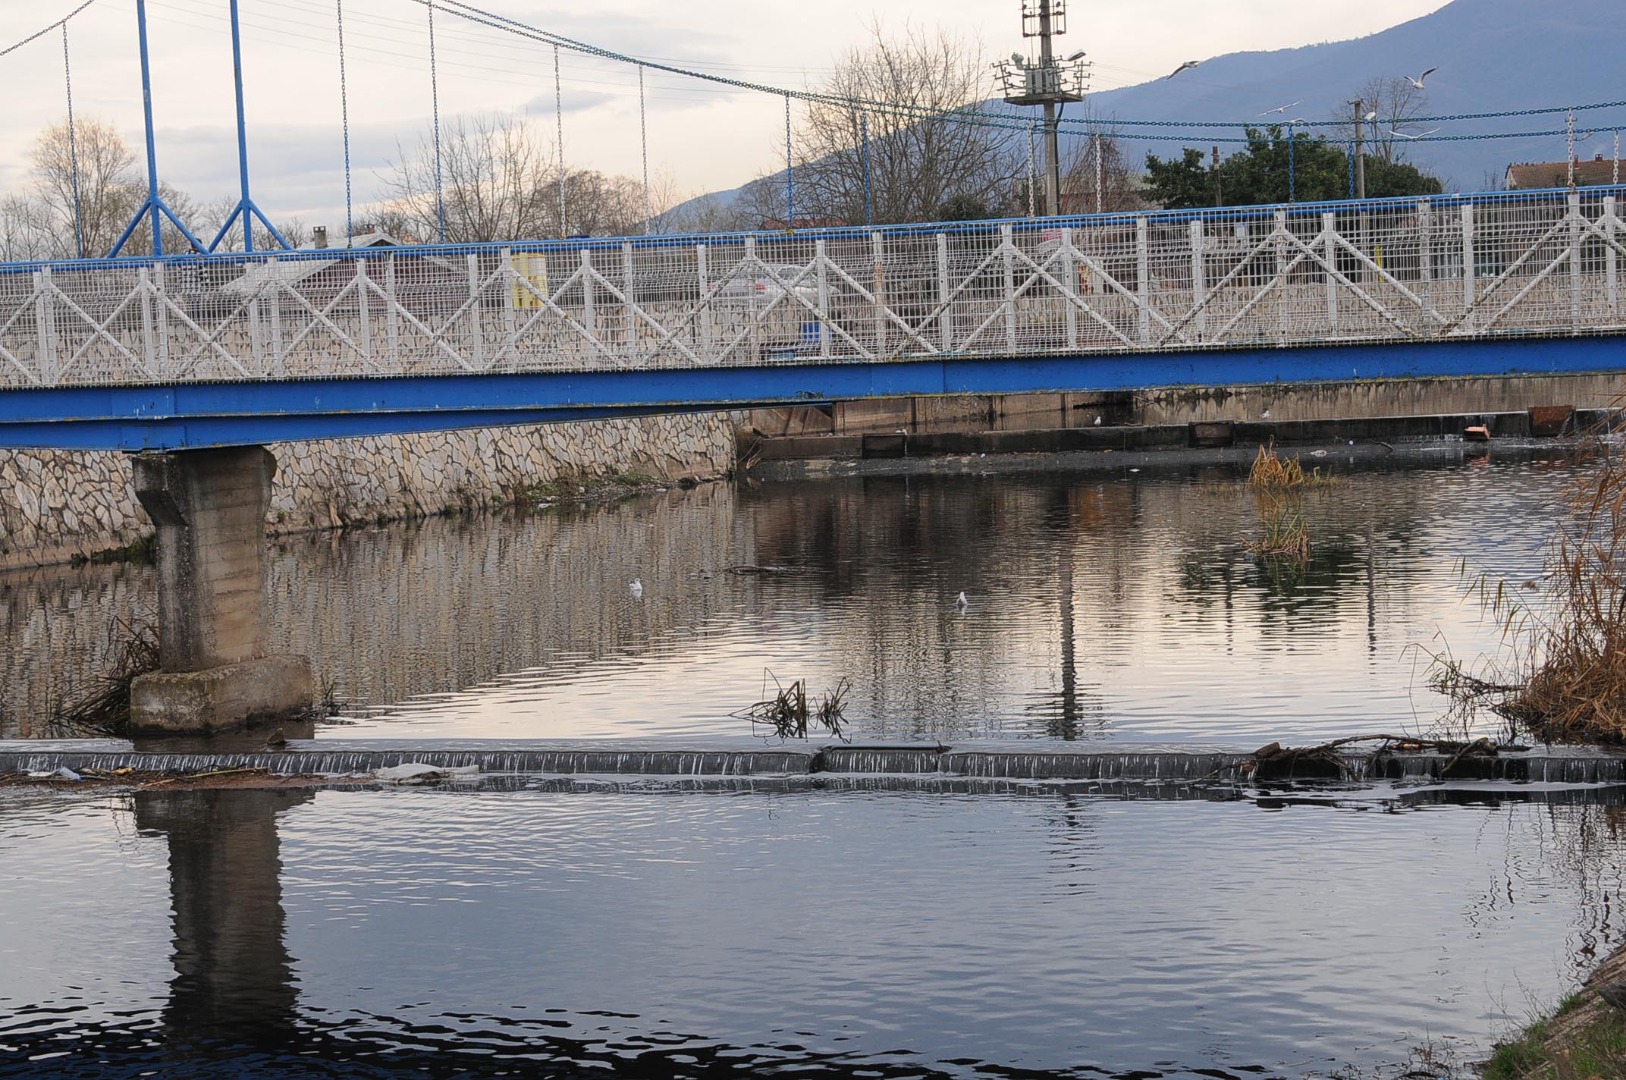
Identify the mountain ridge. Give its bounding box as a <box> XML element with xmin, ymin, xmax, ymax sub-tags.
<box><xmin>679</xmin><ymin>0</ymin><xmax>1623</xmax><ymax>222</ymax></box>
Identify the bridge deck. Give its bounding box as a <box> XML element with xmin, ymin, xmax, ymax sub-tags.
<box><xmin>2</xmin><ymin>187</ymin><xmax>1625</xmax><ymax>449</ymax></box>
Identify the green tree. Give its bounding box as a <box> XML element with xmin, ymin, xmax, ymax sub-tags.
<box><xmin>1145</xmin><ymin>125</ymin><xmax>1442</xmax><ymax>209</ymax></box>
<box><xmin>1362</xmin><ymin>155</ymin><xmax>1445</xmax><ymax>199</ymax></box>
<box><xmin>1142</xmin><ymin>147</ymin><xmax>1213</xmax><ymax>210</ymax></box>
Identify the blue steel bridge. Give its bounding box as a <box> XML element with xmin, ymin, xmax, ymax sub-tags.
<box><xmin>1</xmin><ymin>185</ymin><xmax>1625</xmax><ymax>452</ymax></box>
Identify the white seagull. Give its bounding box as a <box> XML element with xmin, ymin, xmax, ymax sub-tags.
<box><xmin>1388</xmin><ymin>127</ymin><xmax>1440</xmax><ymax>140</ymax></box>
<box><xmin>629</xmin><ymin>578</ymin><xmax>643</xmax><ymax>600</ymax></box>
<box><xmin>1260</xmin><ymin>101</ymin><xmax>1301</xmax><ymax>116</ymax></box>
<box><xmin>1165</xmin><ymin>60</ymin><xmax>1201</xmax><ymax>80</ymax></box>
<box><xmin>1362</xmin><ymin>110</ymin><xmax>1378</xmax><ymax>123</ymax></box>
<box><xmin>955</xmin><ymin>591</ymin><xmax>969</xmax><ymax>610</ymax></box>
<box><xmin>1406</xmin><ymin>67</ymin><xmax>1437</xmax><ymax>90</ymax></box>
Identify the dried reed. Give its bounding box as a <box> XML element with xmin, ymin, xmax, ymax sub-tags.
<box><xmin>1432</xmin><ymin>438</ymin><xmax>1626</xmax><ymax>746</ymax></box>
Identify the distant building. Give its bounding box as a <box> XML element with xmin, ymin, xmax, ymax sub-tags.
<box><xmin>1504</xmin><ymin>154</ymin><xmax>1622</xmax><ymax>190</ymax></box>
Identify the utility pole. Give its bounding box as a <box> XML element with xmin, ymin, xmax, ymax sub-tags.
<box><xmin>996</xmin><ymin>1</ymin><xmax>1087</xmax><ymax>217</ymax></box>
<box><xmin>1351</xmin><ymin>100</ymin><xmax>1367</xmax><ymax>200</ymax></box>
<box><xmin>1036</xmin><ymin>0</ymin><xmax>1060</xmax><ymax>215</ymax></box>
<box><xmin>1211</xmin><ymin>145</ymin><xmax>1221</xmax><ymax>207</ymax></box>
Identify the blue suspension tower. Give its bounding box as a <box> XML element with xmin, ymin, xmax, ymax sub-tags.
<box><xmin>110</xmin><ymin>0</ymin><xmax>288</xmax><ymax>257</ymax></box>
<box><xmin>109</xmin><ymin>0</ymin><xmax>204</xmax><ymax>257</ymax></box>
<box><xmin>209</xmin><ymin>0</ymin><xmax>291</xmax><ymax>252</ymax></box>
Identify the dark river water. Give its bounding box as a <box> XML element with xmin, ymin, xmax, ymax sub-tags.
<box><xmin>3</xmin><ymin>447</ymin><xmax>1625</xmax><ymax>1078</ymax></box>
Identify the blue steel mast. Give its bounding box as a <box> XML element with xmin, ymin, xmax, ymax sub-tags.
<box><xmin>208</xmin><ymin>0</ymin><xmax>291</xmax><ymax>252</ymax></box>
<box><xmin>109</xmin><ymin>0</ymin><xmax>204</xmax><ymax>257</ymax></box>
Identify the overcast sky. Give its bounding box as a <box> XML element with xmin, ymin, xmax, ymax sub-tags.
<box><xmin>0</xmin><ymin>0</ymin><xmax>1452</xmax><ymax>232</ymax></box>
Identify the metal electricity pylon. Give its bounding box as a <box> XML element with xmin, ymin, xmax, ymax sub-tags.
<box><xmin>994</xmin><ymin>0</ymin><xmax>1088</xmax><ymax>217</ymax></box>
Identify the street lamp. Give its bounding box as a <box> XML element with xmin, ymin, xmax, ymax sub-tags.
<box><xmin>994</xmin><ymin>0</ymin><xmax>1089</xmax><ymax>217</ymax></box>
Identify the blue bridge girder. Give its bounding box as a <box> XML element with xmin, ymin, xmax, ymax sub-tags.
<box><xmin>6</xmin><ymin>186</ymin><xmax>1626</xmax><ymax>449</ymax></box>
<box><xmin>0</xmin><ymin>335</ymin><xmax>1622</xmax><ymax>452</ymax></box>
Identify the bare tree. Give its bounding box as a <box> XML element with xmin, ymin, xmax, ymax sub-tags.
<box><xmin>380</xmin><ymin>112</ymin><xmax>665</xmax><ymax>241</ymax></box>
<box><xmin>381</xmin><ymin>112</ymin><xmax>558</xmax><ymax>243</ymax></box>
<box><xmin>654</xmin><ymin>191</ymin><xmax>753</xmax><ymax>235</ymax></box>
<box><xmin>789</xmin><ymin>22</ymin><xmax>1015</xmax><ymax>224</ymax></box>
<box><xmin>1340</xmin><ymin>76</ymin><xmax>1430</xmax><ymax>165</ymax></box>
<box><xmin>1061</xmin><ymin>131</ymin><xmax>1148</xmax><ymax>214</ymax></box>
<box><xmin>0</xmin><ymin>195</ymin><xmax>53</xmax><ymax>261</ymax></box>
<box><xmin>559</xmin><ymin>169</ymin><xmax>647</xmax><ymax>237</ymax></box>
<box><xmin>27</xmin><ymin>117</ymin><xmax>143</xmax><ymax>258</ymax></box>
<box><xmin>195</xmin><ymin>193</ymin><xmax>309</xmax><ymax>252</ymax></box>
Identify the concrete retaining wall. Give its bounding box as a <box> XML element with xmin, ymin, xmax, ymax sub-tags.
<box><xmin>743</xmin><ymin>373</ymin><xmax>1626</xmax><ymax>440</ymax></box>
<box><xmin>0</xmin><ymin>413</ymin><xmax>736</xmax><ymax>569</ymax></box>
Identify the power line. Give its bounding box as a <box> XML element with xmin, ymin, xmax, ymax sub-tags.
<box><xmin>0</xmin><ymin>0</ymin><xmax>100</xmax><ymax>61</ymax></box>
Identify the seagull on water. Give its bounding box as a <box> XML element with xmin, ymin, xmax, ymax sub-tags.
<box><xmin>629</xmin><ymin>578</ymin><xmax>643</xmax><ymax>600</ymax></box>
<box><xmin>1260</xmin><ymin>101</ymin><xmax>1300</xmax><ymax>116</ymax></box>
<box><xmin>955</xmin><ymin>591</ymin><xmax>969</xmax><ymax>610</ymax></box>
<box><xmin>1389</xmin><ymin>127</ymin><xmax>1440</xmax><ymax>140</ymax></box>
<box><xmin>1405</xmin><ymin>67</ymin><xmax>1437</xmax><ymax>90</ymax></box>
<box><xmin>1165</xmin><ymin>60</ymin><xmax>1201</xmax><ymax>80</ymax></box>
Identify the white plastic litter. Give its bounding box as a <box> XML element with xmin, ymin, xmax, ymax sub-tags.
<box><xmin>375</xmin><ymin>763</ymin><xmax>480</xmax><ymax>784</ymax></box>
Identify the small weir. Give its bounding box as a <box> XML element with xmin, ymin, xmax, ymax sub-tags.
<box><xmin>5</xmin><ymin>740</ymin><xmax>1626</xmax><ymax>785</ymax></box>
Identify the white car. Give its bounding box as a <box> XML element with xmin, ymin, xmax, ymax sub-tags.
<box><xmin>709</xmin><ymin>264</ymin><xmax>820</xmax><ymax>307</ymax></box>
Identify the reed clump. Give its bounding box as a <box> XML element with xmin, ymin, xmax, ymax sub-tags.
<box><xmin>1244</xmin><ymin>442</ymin><xmax>1315</xmax><ymax>561</ymax></box>
<box><xmin>1433</xmin><ymin>438</ymin><xmax>1626</xmax><ymax>746</ymax></box>
<box><xmin>1244</xmin><ymin>495</ymin><xmax>1311</xmax><ymax>561</ymax></box>
<box><xmin>737</xmin><ymin>673</ymin><xmax>850</xmax><ymax>741</ymax></box>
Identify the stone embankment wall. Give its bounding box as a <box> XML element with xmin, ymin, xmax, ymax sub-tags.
<box><xmin>0</xmin><ymin>414</ymin><xmax>735</xmax><ymax>569</ymax></box>
<box><xmin>743</xmin><ymin>373</ymin><xmax>1626</xmax><ymax>440</ymax></box>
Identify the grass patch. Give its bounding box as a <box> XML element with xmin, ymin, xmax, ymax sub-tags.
<box><xmin>1482</xmin><ymin>1011</ymin><xmax>1626</xmax><ymax>1080</ymax></box>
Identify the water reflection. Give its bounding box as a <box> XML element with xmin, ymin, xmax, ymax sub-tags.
<box><xmin>2</xmin><ymin>785</ymin><xmax>1625</xmax><ymax>1077</ymax></box>
<box><xmin>133</xmin><ymin>788</ymin><xmax>309</xmax><ymax>1054</ymax></box>
<box><xmin>0</xmin><ymin>451</ymin><xmax>1580</xmax><ymax>743</ymax></box>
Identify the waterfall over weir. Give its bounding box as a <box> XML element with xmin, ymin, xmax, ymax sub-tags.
<box><xmin>4</xmin><ymin>740</ymin><xmax>1626</xmax><ymax>786</ymax></box>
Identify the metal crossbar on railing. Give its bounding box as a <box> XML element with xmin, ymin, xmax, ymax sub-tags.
<box><xmin>2</xmin><ymin>185</ymin><xmax>1625</xmax><ymax>389</ymax></box>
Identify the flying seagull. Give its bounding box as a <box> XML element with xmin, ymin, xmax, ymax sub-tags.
<box><xmin>1389</xmin><ymin>127</ymin><xmax>1440</xmax><ymax>140</ymax></box>
<box><xmin>1406</xmin><ymin>67</ymin><xmax>1437</xmax><ymax>90</ymax></box>
<box><xmin>1165</xmin><ymin>60</ymin><xmax>1200</xmax><ymax>80</ymax></box>
<box><xmin>1260</xmin><ymin>101</ymin><xmax>1301</xmax><ymax>116</ymax></box>
<box><xmin>1362</xmin><ymin>110</ymin><xmax>1378</xmax><ymax>122</ymax></box>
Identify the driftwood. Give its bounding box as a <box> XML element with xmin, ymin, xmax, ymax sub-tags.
<box><xmin>1247</xmin><ymin>733</ymin><xmax>1505</xmax><ymax>781</ymax></box>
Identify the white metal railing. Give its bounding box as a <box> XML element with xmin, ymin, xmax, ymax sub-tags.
<box><xmin>2</xmin><ymin>186</ymin><xmax>1625</xmax><ymax>389</ymax></box>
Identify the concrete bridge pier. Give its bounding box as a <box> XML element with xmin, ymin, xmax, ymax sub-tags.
<box><xmin>129</xmin><ymin>446</ymin><xmax>312</xmax><ymax>734</ymax></box>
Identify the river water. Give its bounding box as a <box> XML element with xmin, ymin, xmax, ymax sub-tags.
<box><xmin>3</xmin><ymin>446</ymin><xmax>1624</xmax><ymax>1078</ymax></box>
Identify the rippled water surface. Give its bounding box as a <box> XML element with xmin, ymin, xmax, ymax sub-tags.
<box><xmin>0</xmin><ymin>449</ymin><xmax>1583</xmax><ymax>743</ymax></box>
<box><xmin>2</xmin><ymin>784</ymin><xmax>1624</xmax><ymax>1078</ymax></box>
<box><xmin>4</xmin><ymin>449</ymin><xmax>1622</xmax><ymax>1078</ymax></box>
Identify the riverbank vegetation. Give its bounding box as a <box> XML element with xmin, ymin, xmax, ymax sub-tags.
<box><xmin>1479</xmin><ymin>942</ymin><xmax>1626</xmax><ymax>1079</ymax></box>
<box><xmin>1432</xmin><ymin>439</ymin><xmax>1626</xmax><ymax>747</ymax></box>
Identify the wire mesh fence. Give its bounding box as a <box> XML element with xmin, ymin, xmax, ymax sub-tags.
<box><xmin>1</xmin><ymin>185</ymin><xmax>1624</xmax><ymax>389</ymax></box>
